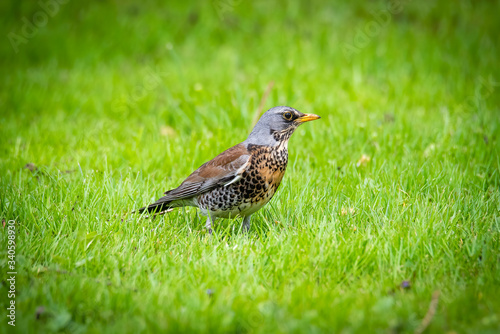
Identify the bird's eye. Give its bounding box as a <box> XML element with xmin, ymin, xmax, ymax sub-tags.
<box><xmin>283</xmin><ymin>112</ymin><xmax>293</xmax><ymax>121</ymax></box>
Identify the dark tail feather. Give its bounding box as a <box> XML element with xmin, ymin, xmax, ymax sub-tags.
<box><xmin>137</xmin><ymin>200</ymin><xmax>172</xmax><ymax>214</ymax></box>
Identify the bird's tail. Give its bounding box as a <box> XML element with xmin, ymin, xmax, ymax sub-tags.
<box><xmin>137</xmin><ymin>200</ymin><xmax>173</xmax><ymax>214</ymax></box>
<box><xmin>136</xmin><ymin>190</ymin><xmax>184</xmax><ymax>216</ymax></box>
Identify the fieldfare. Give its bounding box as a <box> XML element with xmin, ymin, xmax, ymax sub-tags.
<box><xmin>138</xmin><ymin>106</ymin><xmax>320</xmax><ymax>233</ymax></box>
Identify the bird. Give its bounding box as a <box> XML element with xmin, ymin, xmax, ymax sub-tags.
<box><xmin>138</xmin><ymin>106</ymin><xmax>320</xmax><ymax>233</ymax></box>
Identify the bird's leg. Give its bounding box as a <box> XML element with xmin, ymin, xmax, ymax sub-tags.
<box><xmin>242</xmin><ymin>215</ymin><xmax>252</xmax><ymax>233</ymax></box>
<box><xmin>205</xmin><ymin>216</ymin><xmax>213</xmax><ymax>235</ymax></box>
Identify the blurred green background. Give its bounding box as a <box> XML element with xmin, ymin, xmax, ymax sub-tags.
<box><xmin>1</xmin><ymin>0</ymin><xmax>499</xmax><ymax>333</ymax></box>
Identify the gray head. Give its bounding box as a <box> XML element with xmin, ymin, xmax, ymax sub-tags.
<box><xmin>245</xmin><ymin>106</ymin><xmax>320</xmax><ymax>146</ymax></box>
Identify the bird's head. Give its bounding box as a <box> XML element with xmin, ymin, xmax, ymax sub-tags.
<box><xmin>246</xmin><ymin>106</ymin><xmax>320</xmax><ymax>146</ymax></box>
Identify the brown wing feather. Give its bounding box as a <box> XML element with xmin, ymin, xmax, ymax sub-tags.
<box><xmin>138</xmin><ymin>143</ymin><xmax>250</xmax><ymax>213</ymax></box>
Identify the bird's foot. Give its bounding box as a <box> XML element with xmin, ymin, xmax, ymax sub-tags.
<box><xmin>205</xmin><ymin>216</ymin><xmax>213</xmax><ymax>235</ymax></box>
<box><xmin>242</xmin><ymin>215</ymin><xmax>251</xmax><ymax>233</ymax></box>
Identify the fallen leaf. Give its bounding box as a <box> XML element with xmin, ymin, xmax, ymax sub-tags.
<box><xmin>356</xmin><ymin>154</ymin><xmax>371</xmax><ymax>167</ymax></box>
<box><xmin>341</xmin><ymin>208</ymin><xmax>356</xmax><ymax>216</ymax></box>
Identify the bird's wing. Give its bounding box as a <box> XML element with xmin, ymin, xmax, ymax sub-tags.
<box><xmin>145</xmin><ymin>143</ymin><xmax>250</xmax><ymax>210</ymax></box>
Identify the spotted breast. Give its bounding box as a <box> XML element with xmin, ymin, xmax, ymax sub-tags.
<box><xmin>196</xmin><ymin>140</ymin><xmax>288</xmax><ymax>218</ymax></box>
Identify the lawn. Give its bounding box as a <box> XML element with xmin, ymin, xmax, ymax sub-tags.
<box><xmin>1</xmin><ymin>0</ymin><xmax>499</xmax><ymax>333</ymax></box>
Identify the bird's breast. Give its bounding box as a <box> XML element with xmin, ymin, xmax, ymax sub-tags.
<box><xmin>196</xmin><ymin>143</ymin><xmax>289</xmax><ymax>218</ymax></box>
<box><xmin>245</xmin><ymin>143</ymin><xmax>288</xmax><ymax>197</ymax></box>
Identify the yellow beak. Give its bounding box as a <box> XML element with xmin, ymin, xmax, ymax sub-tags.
<box><xmin>297</xmin><ymin>113</ymin><xmax>321</xmax><ymax>123</ymax></box>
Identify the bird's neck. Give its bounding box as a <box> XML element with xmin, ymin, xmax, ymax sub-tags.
<box><xmin>245</xmin><ymin>127</ymin><xmax>295</xmax><ymax>148</ymax></box>
<box><xmin>271</xmin><ymin>127</ymin><xmax>295</xmax><ymax>143</ymax></box>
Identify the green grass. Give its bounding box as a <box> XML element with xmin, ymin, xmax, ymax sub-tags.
<box><xmin>1</xmin><ymin>0</ymin><xmax>499</xmax><ymax>333</ymax></box>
